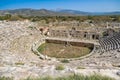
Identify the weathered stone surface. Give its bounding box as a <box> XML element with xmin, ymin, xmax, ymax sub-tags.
<box><xmin>0</xmin><ymin>20</ymin><xmax>120</xmax><ymax>80</ymax></box>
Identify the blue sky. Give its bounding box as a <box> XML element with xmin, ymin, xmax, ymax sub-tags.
<box><xmin>0</xmin><ymin>0</ymin><xmax>120</xmax><ymax>12</ymax></box>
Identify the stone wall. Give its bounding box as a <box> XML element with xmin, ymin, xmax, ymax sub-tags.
<box><xmin>46</xmin><ymin>39</ymin><xmax>94</xmax><ymax>49</ymax></box>
<box><xmin>48</xmin><ymin>28</ymin><xmax>100</xmax><ymax>40</ymax></box>
<box><xmin>107</xmin><ymin>22</ymin><xmax>120</xmax><ymax>28</ymax></box>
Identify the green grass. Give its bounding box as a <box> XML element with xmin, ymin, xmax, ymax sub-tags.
<box><xmin>0</xmin><ymin>76</ymin><xmax>13</xmax><ymax>80</ymax></box>
<box><xmin>15</xmin><ymin>62</ymin><xmax>24</xmax><ymax>65</ymax></box>
<box><xmin>37</xmin><ymin>43</ymin><xmax>46</xmax><ymax>52</ymax></box>
<box><xmin>25</xmin><ymin>76</ymin><xmax>53</xmax><ymax>80</ymax></box>
<box><xmin>24</xmin><ymin>74</ymin><xmax>115</xmax><ymax>80</ymax></box>
<box><xmin>0</xmin><ymin>74</ymin><xmax>115</xmax><ymax>80</ymax></box>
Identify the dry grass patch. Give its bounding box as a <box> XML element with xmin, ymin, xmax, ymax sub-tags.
<box><xmin>37</xmin><ymin>43</ymin><xmax>91</xmax><ymax>58</ymax></box>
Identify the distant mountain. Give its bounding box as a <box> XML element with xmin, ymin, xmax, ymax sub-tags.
<box><xmin>100</xmin><ymin>11</ymin><xmax>120</xmax><ymax>15</ymax></box>
<box><xmin>55</xmin><ymin>9</ymin><xmax>120</xmax><ymax>15</ymax></box>
<box><xmin>0</xmin><ymin>8</ymin><xmax>120</xmax><ymax>16</ymax></box>
<box><xmin>55</xmin><ymin>9</ymin><xmax>91</xmax><ymax>15</ymax></box>
<box><xmin>0</xmin><ymin>8</ymin><xmax>76</xmax><ymax>16</ymax></box>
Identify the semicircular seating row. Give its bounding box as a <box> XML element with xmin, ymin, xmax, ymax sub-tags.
<box><xmin>99</xmin><ymin>32</ymin><xmax>120</xmax><ymax>52</ymax></box>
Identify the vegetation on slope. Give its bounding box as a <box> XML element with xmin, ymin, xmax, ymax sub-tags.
<box><xmin>24</xmin><ymin>74</ymin><xmax>115</xmax><ymax>80</ymax></box>
<box><xmin>0</xmin><ymin>14</ymin><xmax>120</xmax><ymax>23</ymax></box>
<box><xmin>0</xmin><ymin>76</ymin><xmax>13</xmax><ymax>80</ymax></box>
<box><xmin>0</xmin><ymin>74</ymin><xmax>115</xmax><ymax>80</ymax></box>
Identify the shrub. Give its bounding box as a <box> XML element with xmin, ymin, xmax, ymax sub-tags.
<box><xmin>55</xmin><ymin>65</ymin><xmax>65</xmax><ymax>70</ymax></box>
<box><xmin>77</xmin><ymin>66</ymin><xmax>85</xmax><ymax>69</ymax></box>
<box><xmin>28</xmin><ymin>26</ymin><xmax>34</xmax><ymax>29</ymax></box>
<box><xmin>61</xmin><ymin>59</ymin><xmax>69</xmax><ymax>63</ymax></box>
<box><xmin>15</xmin><ymin>62</ymin><xmax>24</xmax><ymax>65</ymax></box>
<box><xmin>28</xmin><ymin>26</ymin><xmax>36</xmax><ymax>30</ymax></box>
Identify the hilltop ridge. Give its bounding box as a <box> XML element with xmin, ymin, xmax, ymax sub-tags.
<box><xmin>0</xmin><ymin>8</ymin><xmax>120</xmax><ymax>16</ymax></box>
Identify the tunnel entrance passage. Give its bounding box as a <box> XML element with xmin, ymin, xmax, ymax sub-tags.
<box><xmin>37</xmin><ymin>39</ymin><xmax>94</xmax><ymax>58</ymax></box>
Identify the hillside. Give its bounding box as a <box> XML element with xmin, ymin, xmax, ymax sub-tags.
<box><xmin>56</xmin><ymin>9</ymin><xmax>120</xmax><ymax>15</ymax></box>
<box><xmin>0</xmin><ymin>9</ymin><xmax>76</xmax><ymax>16</ymax></box>
<box><xmin>0</xmin><ymin>9</ymin><xmax>120</xmax><ymax>16</ymax></box>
